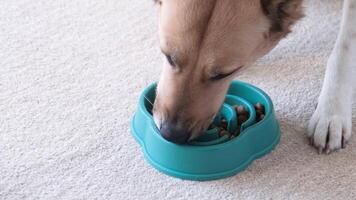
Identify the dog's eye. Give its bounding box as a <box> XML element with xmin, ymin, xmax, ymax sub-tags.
<box><xmin>210</xmin><ymin>66</ymin><xmax>243</xmax><ymax>81</ymax></box>
<box><xmin>210</xmin><ymin>71</ymin><xmax>235</xmax><ymax>81</ymax></box>
<box><xmin>165</xmin><ymin>54</ymin><xmax>176</xmax><ymax>67</ymax></box>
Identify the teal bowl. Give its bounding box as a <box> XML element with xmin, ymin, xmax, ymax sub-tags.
<box><xmin>131</xmin><ymin>80</ymin><xmax>280</xmax><ymax>181</ymax></box>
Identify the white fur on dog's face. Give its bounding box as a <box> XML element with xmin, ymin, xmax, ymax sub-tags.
<box><xmin>153</xmin><ymin>0</ymin><xmax>302</xmax><ymax>141</ymax></box>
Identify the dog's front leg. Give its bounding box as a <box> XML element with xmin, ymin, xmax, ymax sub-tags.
<box><xmin>307</xmin><ymin>0</ymin><xmax>356</xmax><ymax>154</ymax></box>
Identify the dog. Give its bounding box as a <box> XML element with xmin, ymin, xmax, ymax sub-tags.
<box><xmin>152</xmin><ymin>0</ymin><xmax>356</xmax><ymax>154</ymax></box>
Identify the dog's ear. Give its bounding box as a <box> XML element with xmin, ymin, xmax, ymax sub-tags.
<box><xmin>261</xmin><ymin>0</ymin><xmax>304</xmax><ymax>39</ymax></box>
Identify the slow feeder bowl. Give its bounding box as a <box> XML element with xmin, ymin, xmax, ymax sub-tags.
<box><xmin>131</xmin><ymin>80</ymin><xmax>280</xmax><ymax>181</ymax></box>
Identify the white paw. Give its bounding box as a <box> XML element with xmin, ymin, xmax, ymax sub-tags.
<box><xmin>307</xmin><ymin>98</ymin><xmax>352</xmax><ymax>154</ymax></box>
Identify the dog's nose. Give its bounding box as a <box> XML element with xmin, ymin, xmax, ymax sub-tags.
<box><xmin>160</xmin><ymin>121</ymin><xmax>190</xmax><ymax>144</ymax></box>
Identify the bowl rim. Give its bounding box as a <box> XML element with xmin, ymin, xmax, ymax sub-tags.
<box><xmin>131</xmin><ymin>113</ymin><xmax>280</xmax><ymax>181</ymax></box>
<box><xmin>136</xmin><ymin>80</ymin><xmax>276</xmax><ymax>150</ymax></box>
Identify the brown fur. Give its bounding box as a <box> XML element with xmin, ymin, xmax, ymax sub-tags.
<box><xmin>261</xmin><ymin>0</ymin><xmax>304</xmax><ymax>40</ymax></box>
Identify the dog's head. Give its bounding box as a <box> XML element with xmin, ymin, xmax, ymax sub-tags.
<box><xmin>153</xmin><ymin>0</ymin><xmax>303</xmax><ymax>143</ymax></box>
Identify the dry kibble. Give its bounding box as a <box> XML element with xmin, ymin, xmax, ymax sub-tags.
<box><xmin>256</xmin><ymin>109</ymin><xmax>263</xmax><ymax>116</ymax></box>
<box><xmin>236</xmin><ymin>105</ymin><xmax>248</xmax><ymax>115</ymax></box>
<box><xmin>216</xmin><ymin>117</ymin><xmax>231</xmax><ymax>138</ymax></box>
<box><xmin>218</xmin><ymin>129</ymin><xmax>224</xmax><ymax>137</ymax></box>
<box><xmin>254</xmin><ymin>102</ymin><xmax>266</xmax><ymax>122</ymax></box>
<box><xmin>213</xmin><ymin>103</ymin><xmax>267</xmax><ymax>140</ymax></box>
<box><xmin>221</xmin><ymin>118</ymin><xmax>228</xmax><ymax>130</ymax></box>
<box><xmin>238</xmin><ymin>115</ymin><xmax>248</xmax><ymax>125</ymax></box>
<box><xmin>219</xmin><ymin>129</ymin><xmax>229</xmax><ymax>137</ymax></box>
<box><xmin>254</xmin><ymin>103</ymin><xmax>265</xmax><ymax>113</ymax></box>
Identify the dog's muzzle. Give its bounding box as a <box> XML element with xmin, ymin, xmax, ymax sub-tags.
<box><xmin>160</xmin><ymin>121</ymin><xmax>190</xmax><ymax>144</ymax></box>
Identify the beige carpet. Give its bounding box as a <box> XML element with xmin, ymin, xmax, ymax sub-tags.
<box><xmin>1</xmin><ymin>0</ymin><xmax>356</xmax><ymax>199</ymax></box>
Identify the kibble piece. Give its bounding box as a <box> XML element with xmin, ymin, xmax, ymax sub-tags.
<box><xmin>219</xmin><ymin>129</ymin><xmax>229</xmax><ymax>137</ymax></box>
<box><xmin>254</xmin><ymin>102</ymin><xmax>266</xmax><ymax>122</ymax></box>
<box><xmin>238</xmin><ymin>115</ymin><xmax>248</xmax><ymax>125</ymax></box>
<box><xmin>221</xmin><ymin>118</ymin><xmax>228</xmax><ymax>130</ymax></box>
<box><xmin>254</xmin><ymin>103</ymin><xmax>265</xmax><ymax>113</ymax></box>
<box><xmin>256</xmin><ymin>109</ymin><xmax>263</xmax><ymax>116</ymax></box>
<box><xmin>236</xmin><ymin>105</ymin><xmax>248</xmax><ymax>115</ymax></box>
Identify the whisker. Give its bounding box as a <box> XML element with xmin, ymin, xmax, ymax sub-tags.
<box><xmin>188</xmin><ymin>120</ymin><xmax>199</xmax><ymax>132</ymax></box>
<box><xmin>144</xmin><ymin>95</ymin><xmax>154</xmax><ymax>106</ymax></box>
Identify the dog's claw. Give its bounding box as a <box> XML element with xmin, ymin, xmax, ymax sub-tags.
<box><xmin>309</xmin><ymin>137</ymin><xmax>314</xmax><ymax>146</ymax></box>
<box><xmin>318</xmin><ymin>147</ymin><xmax>323</xmax><ymax>154</ymax></box>
<box><xmin>342</xmin><ymin>136</ymin><xmax>346</xmax><ymax>149</ymax></box>
<box><xmin>325</xmin><ymin>144</ymin><xmax>331</xmax><ymax>154</ymax></box>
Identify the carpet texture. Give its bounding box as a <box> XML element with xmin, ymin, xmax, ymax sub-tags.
<box><xmin>1</xmin><ymin>0</ymin><xmax>356</xmax><ymax>199</ymax></box>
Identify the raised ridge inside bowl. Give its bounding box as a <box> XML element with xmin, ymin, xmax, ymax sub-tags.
<box><xmin>131</xmin><ymin>80</ymin><xmax>280</xmax><ymax>181</ymax></box>
<box><xmin>141</xmin><ymin>85</ymin><xmax>264</xmax><ymax>146</ymax></box>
